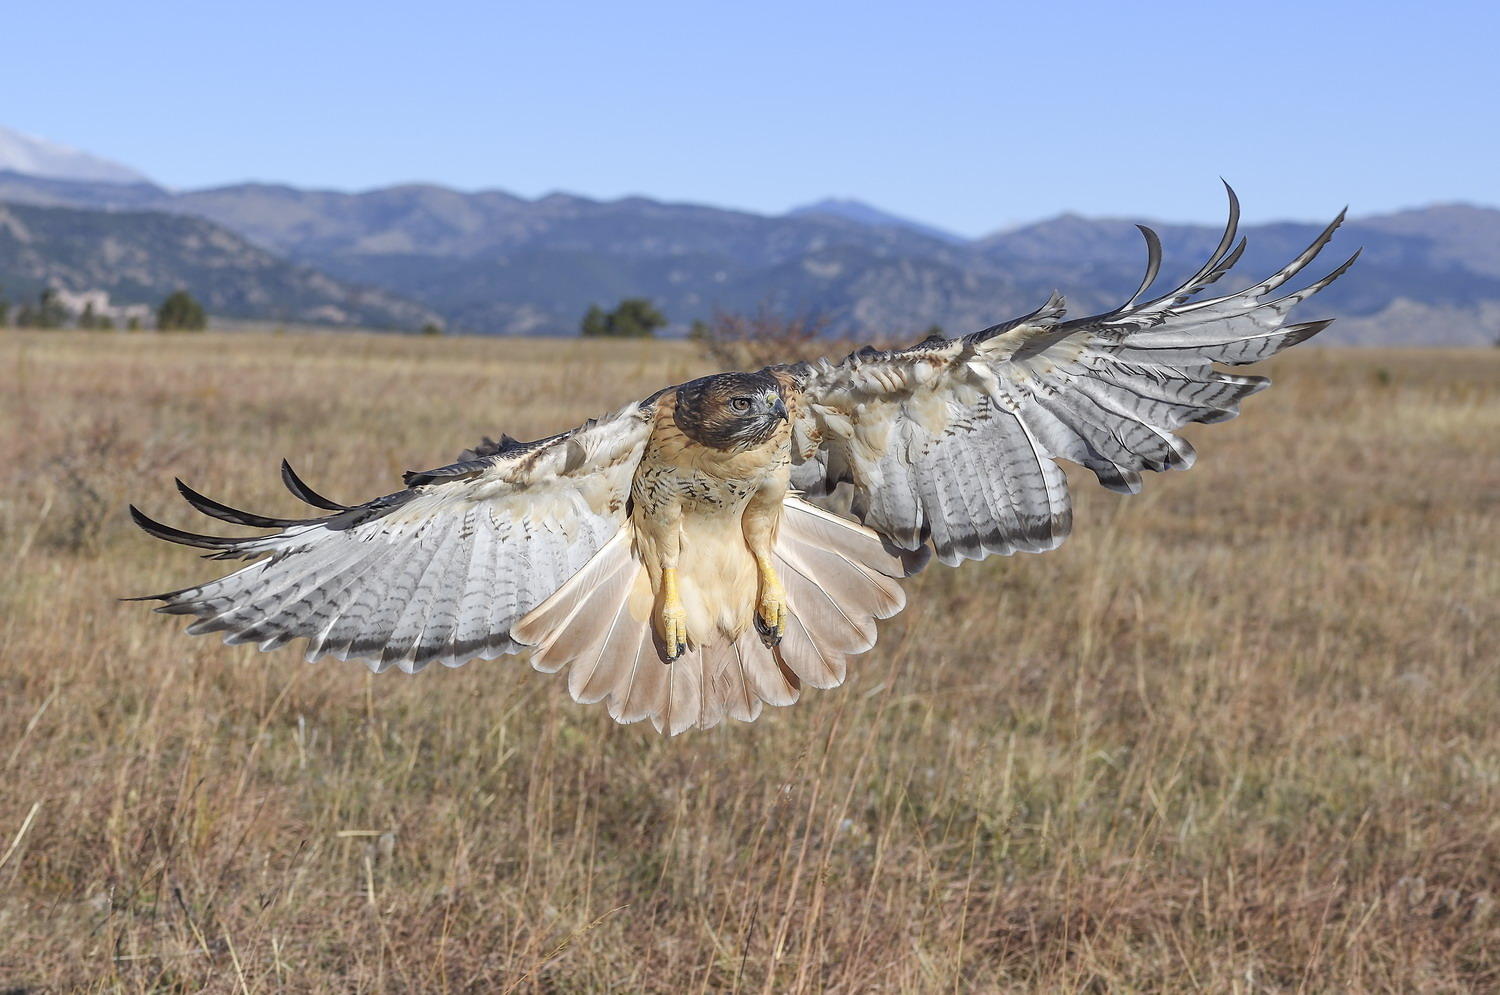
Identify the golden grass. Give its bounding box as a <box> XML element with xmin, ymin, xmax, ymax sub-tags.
<box><xmin>0</xmin><ymin>330</ymin><xmax>1496</xmax><ymax>993</ymax></box>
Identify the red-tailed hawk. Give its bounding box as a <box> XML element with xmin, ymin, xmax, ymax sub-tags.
<box><xmin>131</xmin><ymin>189</ymin><xmax>1356</xmax><ymax>734</ymax></box>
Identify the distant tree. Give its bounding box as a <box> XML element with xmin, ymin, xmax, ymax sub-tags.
<box><xmin>0</xmin><ymin>294</ymin><xmax>8</xmax><ymax>327</ymax></box>
<box><xmin>581</xmin><ymin>298</ymin><xmax>667</xmax><ymax>338</ymax></box>
<box><xmin>609</xmin><ymin>298</ymin><xmax>667</xmax><ymax>338</ymax></box>
<box><xmin>78</xmin><ymin>302</ymin><xmax>98</xmax><ymax>330</ymax></box>
<box><xmin>157</xmin><ymin>290</ymin><xmax>207</xmax><ymax>331</ymax></box>
<box><xmin>15</xmin><ymin>305</ymin><xmax>34</xmax><ymax>328</ymax></box>
<box><xmin>97</xmin><ymin>315</ymin><xmax>115</xmax><ymax>331</ymax></box>
<box><xmin>126</xmin><ymin>316</ymin><xmax>141</xmax><ymax>332</ymax></box>
<box><xmin>580</xmin><ymin>304</ymin><xmax>609</xmax><ymax>338</ymax></box>
<box><xmin>36</xmin><ymin>288</ymin><xmax>66</xmax><ymax>329</ymax></box>
<box><xmin>419</xmin><ymin>321</ymin><xmax>443</xmax><ymax>336</ymax></box>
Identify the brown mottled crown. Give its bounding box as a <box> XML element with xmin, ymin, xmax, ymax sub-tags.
<box><xmin>673</xmin><ymin>371</ymin><xmax>788</xmax><ymax>451</ymax></box>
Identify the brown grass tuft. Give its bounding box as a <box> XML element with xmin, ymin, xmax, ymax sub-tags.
<box><xmin>0</xmin><ymin>330</ymin><xmax>1496</xmax><ymax>992</ymax></box>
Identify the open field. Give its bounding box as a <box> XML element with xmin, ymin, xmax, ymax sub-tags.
<box><xmin>0</xmin><ymin>330</ymin><xmax>1497</xmax><ymax>992</ymax></box>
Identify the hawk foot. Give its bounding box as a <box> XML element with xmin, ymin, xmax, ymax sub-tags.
<box><xmin>662</xmin><ymin>605</ymin><xmax>688</xmax><ymax>661</ymax></box>
<box><xmin>660</xmin><ymin>567</ymin><xmax>688</xmax><ymax>661</ymax></box>
<box><xmin>755</xmin><ymin>574</ymin><xmax>788</xmax><ymax>649</ymax></box>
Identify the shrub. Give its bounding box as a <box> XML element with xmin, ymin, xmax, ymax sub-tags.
<box><xmin>157</xmin><ymin>290</ymin><xmax>207</xmax><ymax>331</ymax></box>
<box><xmin>692</xmin><ymin>305</ymin><xmax>834</xmax><ymax>370</ymax></box>
<box><xmin>580</xmin><ymin>298</ymin><xmax>667</xmax><ymax>338</ymax></box>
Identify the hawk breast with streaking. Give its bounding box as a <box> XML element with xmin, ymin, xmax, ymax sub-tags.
<box><xmin>131</xmin><ymin>188</ymin><xmax>1357</xmax><ymax>734</ymax></box>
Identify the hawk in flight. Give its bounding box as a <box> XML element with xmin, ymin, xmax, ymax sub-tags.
<box><xmin>132</xmin><ymin>189</ymin><xmax>1355</xmax><ymax>734</ymax></box>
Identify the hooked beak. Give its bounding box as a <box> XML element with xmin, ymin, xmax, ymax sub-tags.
<box><xmin>770</xmin><ymin>395</ymin><xmax>788</xmax><ymax>421</ymax></box>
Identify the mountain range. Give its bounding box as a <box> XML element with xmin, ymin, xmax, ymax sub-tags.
<box><xmin>0</xmin><ymin>199</ymin><xmax>438</xmax><ymax>329</ymax></box>
<box><xmin>1</xmin><ymin>128</ymin><xmax>1496</xmax><ymax>345</ymax></box>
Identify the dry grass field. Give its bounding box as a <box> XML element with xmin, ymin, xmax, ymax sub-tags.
<box><xmin>0</xmin><ymin>329</ymin><xmax>1496</xmax><ymax>993</ymax></box>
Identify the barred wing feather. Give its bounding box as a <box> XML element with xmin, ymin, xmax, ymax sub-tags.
<box><xmin>786</xmin><ymin>185</ymin><xmax>1357</xmax><ymax>566</ymax></box>
<box><xmin>130</xmin><ymin>402</ymin><xmax>655</xmax><ymax>672</ymax></box>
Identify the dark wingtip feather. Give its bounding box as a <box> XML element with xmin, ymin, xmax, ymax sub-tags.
<box><xmin>129</xmin><ymin>504</ymin><xmax>244</xmax><ymax>550</ymax></box>
<box><xmin>280</xmin><ymin>460</ymin><xmax>349</xmax><ymax>511</ymax></box>
<box><xmin>1275</xmin><ymin>248</ymin><xmax>1361</xmax><ymax>305</ymax></box>
<box><xmin>1094</xmin><ymin>464</ymin><xmax>1143</xmax><ymax>495</ymax></box>
<box><xmin>120</xmin><ymin>579</ymin><xmax>203</xmax><ymax>604</ymax></box>
<box><xmin>1137</xmin><ymin>184</ymin><xmax>1243</xmax><ymax>311</ymax></box>
<box><xmin>119</xmin><ymin>593</ymin><xmax>198</xmax><ymax>611</ymax></box>
<box><xmin>1285</xmin><ymin>210</ymin><xmax>1348</xmax><ymax>275</ymax></box>
<box><xmin>1218</xmin><ymin>181</ymin><xmax>1241</xmax><ymax>241</ymax></box>
<box><xmin>1279</xmin><ymin>318</ymin><xmax>1335</xmax><ymax>350</ymax></box>
<box><xmin>1193</xmin><ymin>236</ymin><xmax>1249</xmax><ymax>297</ymax></box>
<box><xmin>153</xmin><ymin>601</ymin><xmax>205</xmax><ymax>615</ymax></box>
<box><xmin>1117</xmin><ymin>225</ymin><xmax>1163</xmax><ymax>311</ymax></box>
<box><xmin>175</xmin><ymin>478</ymin><xmax>304</xmax><ymax>529</ymax></box>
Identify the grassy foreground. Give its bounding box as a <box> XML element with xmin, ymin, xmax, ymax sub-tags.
<box><xmin>0</xmin><ymin>330</ymin><xmax>1496</xmax><ymax>993</ymax></box>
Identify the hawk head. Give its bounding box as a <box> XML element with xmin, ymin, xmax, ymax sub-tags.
<box><xmin>673</xmin><ymin>371</ymin><xmax>789</xmax><ymax>451</ymax></box>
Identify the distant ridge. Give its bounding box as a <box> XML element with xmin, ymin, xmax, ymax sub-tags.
<box><xmin>0</xmin><ymin>126</ymin><xmax>1495</xmax><ymax>344</ymax></box>
<box><xmin>0</xmin><ymin>199</ymin><xmax>439</xmax><ymax>330</ymax></box>
<box><xmin>787</xmin><ymin>197</ymin><xmax>967</xmax><ymax>244</ymax></box>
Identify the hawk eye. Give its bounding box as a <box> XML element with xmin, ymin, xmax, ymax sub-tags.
<box><xmin>730</xmin><ymin>396</ymin><xmax>752</xmax><ymax>414</ymax></box>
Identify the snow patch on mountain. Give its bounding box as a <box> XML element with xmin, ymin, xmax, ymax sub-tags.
<box><xmin>0</xmin><ymin>126</ymin><xmax>151</xmax><ymax>185</ymax></box>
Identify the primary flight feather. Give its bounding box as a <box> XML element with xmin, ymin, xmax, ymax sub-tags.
<box><xmin>131</xmin><ymin>187</ymin><xmax>1357</xmax><ymax>735</ymax></box>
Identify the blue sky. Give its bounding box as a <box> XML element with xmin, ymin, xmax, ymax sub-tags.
<box><xmin>4</xmin><ymin>0</ymin><xmax>1495</xmax><ymax>236</ymax></box>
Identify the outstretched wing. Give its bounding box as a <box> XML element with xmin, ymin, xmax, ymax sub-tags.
<box><xmin>783</xmin><ymin>186</ymin><xmax>1358</xmax><ymax>565</ymax></box>
<box><xmin>130</xmin><ymin>402</ymin><xmax>656</xmax><ymax>672</ymax></box>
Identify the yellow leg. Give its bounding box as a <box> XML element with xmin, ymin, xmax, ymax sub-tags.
<box><xmin>754</xmin><ymin>553</ymin><xmax>788</xmax><ymax>648</ymax></box>
<box><xmin>660</xmin><ymin>567</ymin><xmax>688</xmax><ymax>661</ymax></box>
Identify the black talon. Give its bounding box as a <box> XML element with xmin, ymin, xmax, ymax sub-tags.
<box><xmin>755</xmin><ymin>615</ymin><xmax>782</xmax><ymax>649</ymax></box>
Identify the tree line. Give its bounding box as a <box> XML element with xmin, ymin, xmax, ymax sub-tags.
<box><xmin>0</xmin><ymin>288</ymin><xmax>208</xmax><ymax>331</ymax></box>
<box><xmin>3</xmin><ymin>286</ymin><xmax>948</xmax><ymax>348</ymax></box>
<box><xmin>580</xmin><ymin>298</ymin><xmax>667</xmax><ymax>338</ymax></box>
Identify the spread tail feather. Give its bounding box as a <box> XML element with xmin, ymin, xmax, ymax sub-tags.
<box><xmin>772</xmin><ymin>497</ymin><xmax>924</xmax><ymax>689</ymax></box>
<box><xmin>512</xmin><ymin>498</ymin><xmax>927</xmax><ymax>734</ymax></box>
